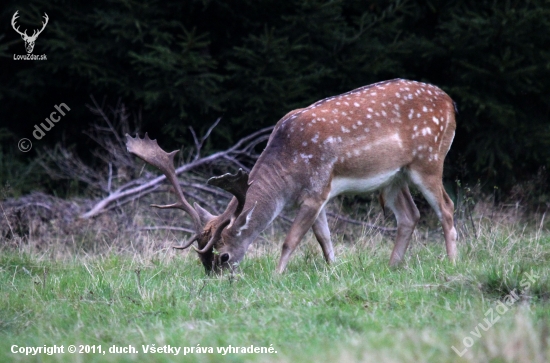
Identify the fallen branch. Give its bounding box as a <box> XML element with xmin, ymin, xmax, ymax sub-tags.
<box><xmin>135</xmin><ymin>226</ymin><xmax>195</xmax><ymax>233</ymax></box>
<box><xmin>326</xmin><ymin>211</ymin><xmax>396</xmax><ymax>233</ymax></box>
<box><xmin>81</xmin><ymin>126</ymin><xmax>274</xmax><ymax>218</ymax></box>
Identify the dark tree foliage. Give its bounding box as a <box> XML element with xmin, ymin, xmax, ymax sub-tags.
<box><xmin>1</xmin><ymin>0</ymin><xmax>549</xmax><ymax>193</ymax></box>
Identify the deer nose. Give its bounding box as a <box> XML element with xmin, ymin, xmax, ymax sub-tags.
<box><xmin>220</xmin><ymin>253</ymin><xmax>231</xmax><ymax>264</ymax></box>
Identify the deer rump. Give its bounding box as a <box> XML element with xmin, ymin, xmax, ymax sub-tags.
<box><xmin>126</xmin><ymin>78</ymin><xmax>457</xmax><ymax>273</ymax></box>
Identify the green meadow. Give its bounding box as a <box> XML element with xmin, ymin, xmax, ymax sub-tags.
<box><xmin>1</xmin><ymin>220</ymin><xmax>549</xmax><ymax>363</ymax></box>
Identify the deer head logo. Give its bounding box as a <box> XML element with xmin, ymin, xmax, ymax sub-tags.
<box><xmin>11</xmin><ymin>11</ymin><xmax>49</xmax><ymax>54</ymax></box>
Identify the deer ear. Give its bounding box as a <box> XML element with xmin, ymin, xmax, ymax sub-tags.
<box><xmin>194</xmin><ymin>202</ymin><xmax>215</xmax><ymax>225</ymax></box>
<box><xmin>232</xmin><ymin>202</ymin><xmax>257</xmax><ymax>236</ymax></box>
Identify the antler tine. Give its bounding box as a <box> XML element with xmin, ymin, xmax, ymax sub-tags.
<box><xmin>207</xmin><ymin>169</ymin><xmax>251</xmax><ymax>216</ymax></box>
<box><xmin>125</xmin><ymin>133</ymin><xmax>202</xmax><ymax>233</ymax></box>
<box><xmin>11</xmin><ymin>11</ymin><xmax>27</xmax><ymax>37</ymax></box>
<box><xmin>35</xmin><ymin>13</ymin><xmax>48</xmax><ymax>36</ymax></box>
<box><xmin>172</xmin><ymin>234</ymin><xmax>199</xmax><ymax>250</ymax></box>
<box><xmin>193</xmin><ymin>220</ymin><xmax>231</xmax><ymax>254</ymax></box>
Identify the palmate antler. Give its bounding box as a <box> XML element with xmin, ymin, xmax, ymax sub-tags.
<box><xmin>125</xmin><ymin>133</ymin><xmax>202</xmax><ymax>249</ymax></box>
<box><xmin>126</xmin><ymin>133</ymin><xmax>256</xmax><ymax>256</ymax></box>
<box><xmin>190</xmin><ymin>169</ymin><xmax>252</xmax><ymax>253</ymax></box>
<box><xmin>207</xmin><ymin>169</ymin><xmax>250</xmax><ymax>217</ymax></box>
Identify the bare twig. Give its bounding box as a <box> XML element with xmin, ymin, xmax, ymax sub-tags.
<box><xmin>190</xmin><ymin>117</ymin><xmax>222</xmax><ymax>161</ymax></box>
<box><xmin>135</xmin><ymin>226</ymin><xmax>195</xmax><ymax>233</ymax></box>
<box><xmin>326</xmin><ymin>211</ymin><xmax>396</xmax><ymax>233</ymax></box>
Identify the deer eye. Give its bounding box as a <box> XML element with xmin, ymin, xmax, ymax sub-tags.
<box><xmin>220</xmin><ymin>253</ymin><xmax>230</xmax><ymax>264</ymax></box>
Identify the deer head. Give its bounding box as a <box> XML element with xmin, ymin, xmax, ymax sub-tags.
<box><xmin>125</xmin><ymin>133</ymin><xmax>253</xmax><ymax>272</ymax></box>
<box><xmin>127</xmin><ymin>79</ymin><xmax>457</xmax><ymax>274</ymax></box>
<box><xmin>12</xmin><ymin>11</ymin><xmax>49</xmax><ymax>54</ymax></box>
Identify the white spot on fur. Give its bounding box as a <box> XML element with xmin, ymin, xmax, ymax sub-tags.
<box><xmin>432</xmin><ymin>116</ymin><xmax>439</xmax><ymax>125</ymax></box>
<box><xmin>354</xmin><ymin>102</ymin><xmax>360</xmax><ymax>107</ymax></box>
<box><xmin>341</xmin><ymin>126</ymin><xmax>350</xmax><ymax>133</ymax></box>
<box><xmin>311</xmin><ymin>134</ymin><xmax>319</xmax><ymax>143</ymax></box>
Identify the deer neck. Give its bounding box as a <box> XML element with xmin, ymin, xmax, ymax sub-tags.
<box><xmin>236</xmin><ymin>158</ymin><xmax>289</xmax><ymax>244</ymax></box>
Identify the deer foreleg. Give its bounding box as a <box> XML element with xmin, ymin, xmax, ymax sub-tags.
<box><xmin>277</xmin><ymin>201</ymin><xmax>323</xmax><ymax>273</ymax></box>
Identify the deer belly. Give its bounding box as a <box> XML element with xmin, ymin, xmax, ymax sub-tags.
<box><xmin>329</xmin><ymin>168</ymin><xmax>402</xmax><ymax>198</ymax></box>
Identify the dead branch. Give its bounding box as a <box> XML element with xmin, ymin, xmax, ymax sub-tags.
<box><xmin>326</xmin><ymin>211</ymin><xmax>396</xmax><ymax>234</ymax></box>
<box><xmin>135</xmin><ymin>226</ymin><xmax>195</xmax><ymax>233</ymax></box>
<box><xmin>81</xmin><ymin>125</ymin><xmax>274</xmax><ymax>218</ymax></box>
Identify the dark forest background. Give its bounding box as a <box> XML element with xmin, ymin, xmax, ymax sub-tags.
<box><xmin>1</xmin><ymin>0</ymin><xmax>549</xmax><ymax>202</ymax></box>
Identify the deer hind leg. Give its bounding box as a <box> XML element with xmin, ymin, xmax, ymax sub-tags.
<box><xmin>312</xmin><ymin>207</ymin><xmax>334</xmax><ymax>264</ymax></box>
<box><xmin>409</xmin><ymin>170</ymin><xmax>457</xmax><ymax>262</ymax></box>
<box><xmin>277</xmin><ymin>200</ymin><xmax>325</xmax><ymax>273</ymax></box>
<box><xmin>383</xmin><ymin>182</ymin><xmax>421</xmax><ymax>267</ymax></box>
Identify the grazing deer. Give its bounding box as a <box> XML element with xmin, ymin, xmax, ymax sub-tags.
<box><xmin>126</xmin><ymin>79</ymin><xmax>457</xmax><ymax>273</ymax></box>
<box><xmin>11</xmin><ymin>11</ymin><xmax>49</xmax><ymax>54</ymax></box>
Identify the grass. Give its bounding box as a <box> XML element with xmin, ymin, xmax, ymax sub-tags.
<box><xmin>0</xmin><ymin>220</ymin><xmax>549</xmax><ymax>362</ymax></box>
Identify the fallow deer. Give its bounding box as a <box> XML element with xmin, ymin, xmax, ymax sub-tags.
<box><xmin>126</xmin><ymin>79</ymin><xmax>457</xmax><ymax>273</ymax></box>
